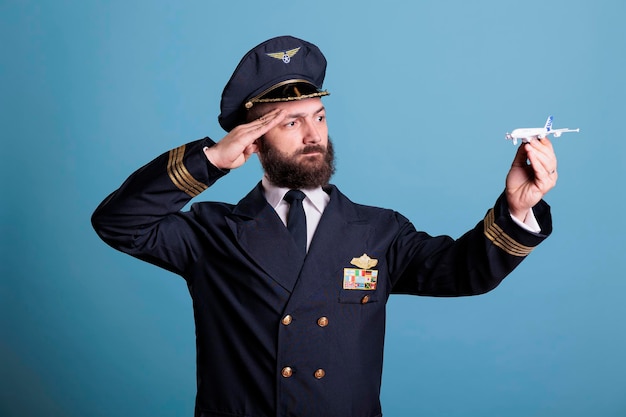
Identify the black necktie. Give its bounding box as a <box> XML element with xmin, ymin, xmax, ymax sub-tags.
<box><xmin>283</xmin><ymin>190</ymin><xmax>307</xmax><ymax>253</ymax></box>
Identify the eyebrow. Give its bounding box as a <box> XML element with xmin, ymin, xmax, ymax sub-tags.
<box><xmin>286</xmin><ymin>106</ymin><xmax>325</xmax><ymax>119</ymax></box>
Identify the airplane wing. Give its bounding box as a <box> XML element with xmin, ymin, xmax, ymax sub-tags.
<box><xmin>549</xmin><ymin>128</ymin><xmax>580</xmax><ymax>137</ymax></box>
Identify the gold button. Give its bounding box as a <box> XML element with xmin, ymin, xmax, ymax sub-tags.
<box><xmin>361</xmin><ymin>295</ymin><xmax>370</xmax><ymax>304</ymax></box>
<box><xmin>314</xmin><ymin>368</ymin><xmax>326</xmax><ymax>379</ymax></box>
<box><xmin>281</xmin><ymin>315</ymin><xmax>293</xmax><ymax>325</ymax></box>
<box><xmin>317</xmin><ymin>317</ymin><xmax>329</xmax><ymax>327</ymax></box>
<box><xmin>281</xmin><ymin>367</ymin><xmax>293</xmax><ymax>378</ymax></box>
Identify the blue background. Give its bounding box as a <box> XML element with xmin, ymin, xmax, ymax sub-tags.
<box><xmin>2</xmin><ymin>1</ymin><xmax>625</xmax><ymax>416</ymax></box>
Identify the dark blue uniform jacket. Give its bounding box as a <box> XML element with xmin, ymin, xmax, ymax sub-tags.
<box><xmin>92</xmin><ymin>138</ymin><xmax>552</xmax><ymax>417</ymax></box>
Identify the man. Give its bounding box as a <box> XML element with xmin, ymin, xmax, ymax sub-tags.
<box><xmin>92</xmin><ymin>36</ymin><xmax>557</xmax><ymax>417</ymax></box>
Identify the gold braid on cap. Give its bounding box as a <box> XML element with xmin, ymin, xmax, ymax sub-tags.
<box><xmin>246</xmin><ymin>91</ymin><xmax>329</xmax><ymax>108</ymax></box>
<box><xmin>244</xmin><ymin>78</ymin><xmax>329</xmax><ymax>109</ymax></box>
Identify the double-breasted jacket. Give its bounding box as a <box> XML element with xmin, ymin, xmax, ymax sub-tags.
<box><xmin>92</xmin><ymin>138</ymin><xmax>552</xmax><ymax>417</ymax></box>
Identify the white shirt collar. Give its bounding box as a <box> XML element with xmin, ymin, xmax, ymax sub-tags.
<box><xmin>261</xmin><ymin>175</ymin><xmax>329</xmax><ymax>215</ymax></box>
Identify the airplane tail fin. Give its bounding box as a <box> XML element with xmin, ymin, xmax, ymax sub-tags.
<box><xmin>544</xmin><ymin>115</ymin><xmax>554</xmax><ymax>132</ymax></box>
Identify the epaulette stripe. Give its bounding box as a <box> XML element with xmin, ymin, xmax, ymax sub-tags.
<box><xmin>483</xmin><ymin>209</ymin><xmax>534</xmax><ymax>257</ymax></box>
<box><xmin>167</xmin><ymin>145</ymin><xmax>208</xmax><ymax>197</ymax></box>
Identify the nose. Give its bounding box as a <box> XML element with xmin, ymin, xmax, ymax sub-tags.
<box><xmin>302</xmin><ymin>117</ymin><xmax>322</xmax><ymax>144</ymax></box>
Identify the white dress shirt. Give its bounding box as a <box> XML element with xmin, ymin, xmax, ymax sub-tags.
<box><xmin>262</xmin><ymin>176</ymin><xmax>330</xmax><ymax>251</ymax></box>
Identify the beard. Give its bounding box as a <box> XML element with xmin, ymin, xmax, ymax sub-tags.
<box><xmin>258</xmin><ymin>137</ymin><xmax>336</xmax><ymax>189</ymax></box>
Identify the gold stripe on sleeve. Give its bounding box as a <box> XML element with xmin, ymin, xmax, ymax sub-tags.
<box><xmin>167</xmin><ymin>145</ymin><xmax>208</xmax><ymax>197</ymax></box>
<box><xmin>483</xmin><ymin>209</ymin><xmax>535</xmax><ymax>257</ymax></box>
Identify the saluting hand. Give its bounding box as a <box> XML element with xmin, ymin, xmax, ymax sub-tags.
<box><xmin>505</xmin><ymin>137</ymin><xmax>558</xmax><ymax>222</ymax></box>
<box><xmin>204</xmin><ymin>109</ymin><xmax>285</xmax><ymax>170</ymax></box>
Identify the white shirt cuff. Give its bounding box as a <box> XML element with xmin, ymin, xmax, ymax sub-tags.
<box><xmin>510</xmin><ymin>209</ymin><xmax>541</xmax><ymax>233</ymax></box>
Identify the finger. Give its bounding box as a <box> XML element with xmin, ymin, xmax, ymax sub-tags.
<box><xmin>531</xmin><ymin>137</ymin><xmax>555</xmax><ymax>159</ymax></box>
<box><xmin>246</xmin><ymin>108</ymin><xmax>283</xmax><ymax>129</ymax></box>
<box><xmin>253</xmin><ymin>109</ymin><xmax>286</xmax><ymax>134</ymax></box>
<box><xmin>257</xmin><ymin>107</ymin><xmax>282</xmax><ymax>122</ymax></box>
<box><xmin>528</xmin><ymin>139</ymin><xmax>557</xmax><ymax>175</ymax></box>
<box><xmin>228</xmin><ymin>109</ymin><xmax>284</xmax><ymax>147</ymax></box>
<box><xmin>511</xmin><ymin>142</ymin><xmax>530</xmax><ymax>168</ymax></box>
<box><xmin>526</xmin><ymin>149</ymin><xmax>550</xmax><ymax>178</ymax></box>
<box><xmin>526</xmin><ymin>146</ymin><xmax>558</xmax><ymax>191</ymax></box>
<box><xmin>536</xmin><ymin>136</ymin><xmax>555</xmax><ymax>150</ymax></box>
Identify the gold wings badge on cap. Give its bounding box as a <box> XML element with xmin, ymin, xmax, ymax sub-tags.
<box><xmin>266</xmin><ymin>47</ymin><xmax>301</xmax><ymax>63</ymax></box>
<box><xmin>350</xmin><ymin>254</ymin><xmax>378</xmax><ymax>270</ymax></box>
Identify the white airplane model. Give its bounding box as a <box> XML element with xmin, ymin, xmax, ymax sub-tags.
<box><xmin>506</xmin><ymin>115</ymin><xmax>579</xmax><ymax>145</ymax></box>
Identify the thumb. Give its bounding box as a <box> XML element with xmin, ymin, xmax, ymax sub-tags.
<box><xmin>511</xmin><ymin>143</ymin><xmax>529</xmax><ymax>168</ymax></box>
<box><xmin>244</xmin><ymin>142</ymin><xmax>259</xmax><ymax>159</ymax></box>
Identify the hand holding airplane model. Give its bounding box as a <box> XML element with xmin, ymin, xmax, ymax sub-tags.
<box><xmin>506</xmin><ymin>116</ymin><xmax>579</xmax><ymax>145</ymax></box>
<box><xmin>505</xmin><ymin>134</ymin><xmax>558</xmax><ymax>221</ymax></box>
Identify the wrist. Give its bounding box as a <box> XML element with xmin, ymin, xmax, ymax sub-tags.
<box><xmin>203</xmin><ymin>146</ymin><xmax>221</xmax><ymax>168</ymax></box>
<box><xmin>509</xmin><ymin>208</ymin><xmax>529</xmax><ymax>223</ymax></box>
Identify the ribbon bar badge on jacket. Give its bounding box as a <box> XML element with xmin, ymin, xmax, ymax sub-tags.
<box><xmin>343</xmin><ymin>254</ymin><xmax>379</xmax><ymax>290</ymax></box>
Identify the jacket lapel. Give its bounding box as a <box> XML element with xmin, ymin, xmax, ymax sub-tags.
<box><xmin>226</xmin><ymin>182</ymin><xmax>305</xmax><ymax>292</ymax></box>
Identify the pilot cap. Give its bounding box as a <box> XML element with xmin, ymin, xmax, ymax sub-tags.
<box><xmin>218</xmin><ymin>35</ymin><xmax>330</xmax><ymax>132</ymax></box>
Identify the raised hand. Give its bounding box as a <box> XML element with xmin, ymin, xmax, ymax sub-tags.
<box><xmin>505</xmin><ymin>137</ymin><xmax>558</xmax><ymax>221</ymax></box>
<box><xmin>204</xmin><ymin>108</ymin><xmax>285</xmax><ymax>170</ymax></box>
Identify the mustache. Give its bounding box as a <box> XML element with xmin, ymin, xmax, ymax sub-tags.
<box><xmin>297</xmin><ymin>144</ymin><xmax>327</xmax><ymax>155</ymax></box>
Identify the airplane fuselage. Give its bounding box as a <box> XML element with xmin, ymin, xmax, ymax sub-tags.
<box><xmin>505</xmin><ymin>116</ymin><xmax>579</xmax><ymax>145</ymax></box>
<box><xmin>508</xmin><ymin>128</ymin><xmax>548</xmax><ymax>141</ymax></box>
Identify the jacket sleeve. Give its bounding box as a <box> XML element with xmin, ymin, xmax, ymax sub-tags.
<box><xmin>389</xmin><ymin>193</ymin><xmax>552</xmax><ymax>296</ymax></box>
<box><xmin>91</xmin><ymin>137</ymin><xmax>227</xmax><ymax>275</ymax></box>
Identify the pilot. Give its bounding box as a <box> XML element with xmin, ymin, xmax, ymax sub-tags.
<box><xmin>92</xmin><ymin>35</ymin><xmax>558</xmax><ymax>417</ymax></box>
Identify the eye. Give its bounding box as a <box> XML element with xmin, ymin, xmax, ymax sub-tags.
<box><xmin>285</xmin><ymin>120</ymin><xmax>296</xmax><ymax>127</ymax></box>
<box><xmin>317</xmin><ymin>114</ymin><xmax>326</xmax><ymax>123</ymax></box>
